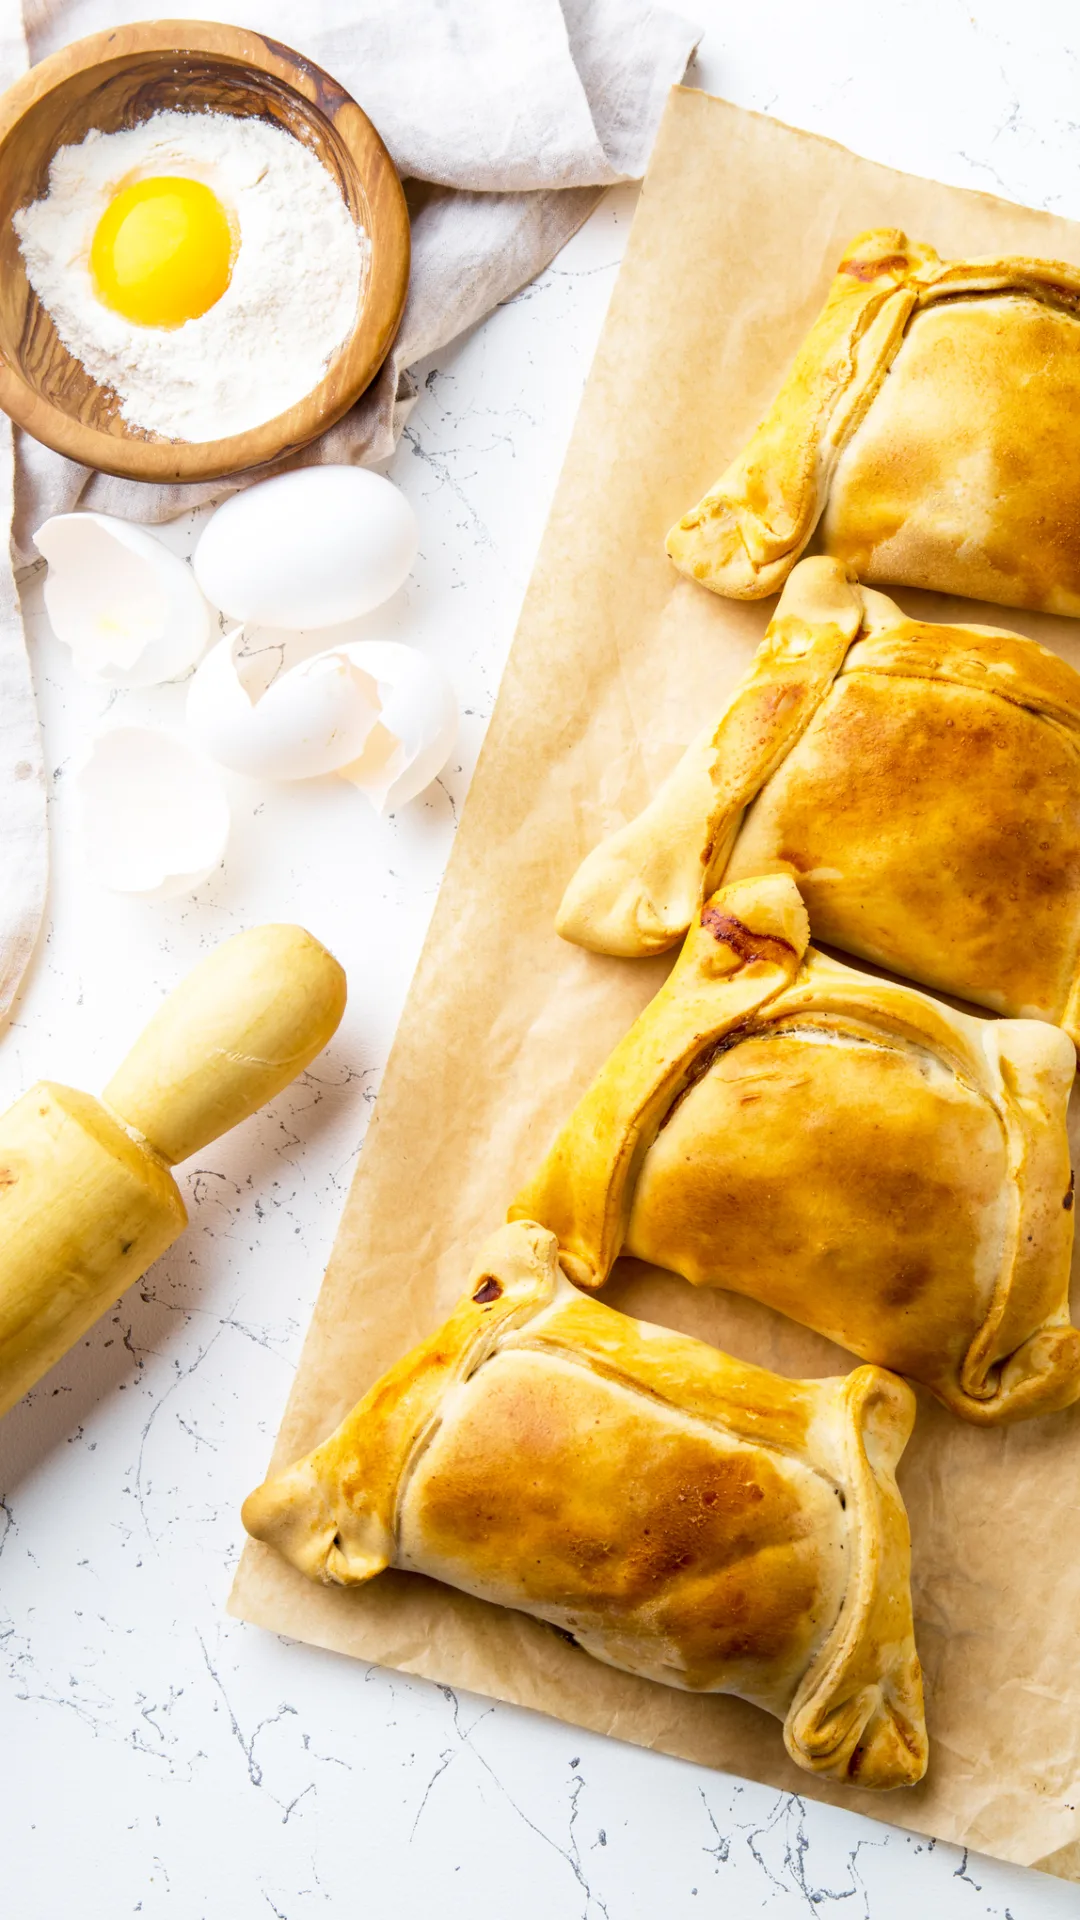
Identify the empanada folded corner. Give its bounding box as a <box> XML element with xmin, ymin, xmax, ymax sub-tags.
<box><xmin>241</xmin><ymin>1219</ymin><xmax>561</xmax><ymax>1588</ymax></box>
<box><xmin>785</xmin><ymin>1361</ymin><xmax>927</xmax><ymax>1791</ymax></box>
<box><xmin>242</xmin><ymin>1220</ymin><xmax>927</xmax><ymax>1792</ymax></box>
<box><xmin>945</xmin><ymin>1015</ymin><xmax>1080</xmax><ymax>1425</ymax></box>
<box><xmin>556</xmin><ymin>557</ymin><xmax>861</xmax><ymax>959</ymax></box>
<box><xmin>522</xmin><ymin>869</ymin><xmax>813</xmax><ymax>1286</ymax></box>
<box><xmin>665</xmin><ymin>229</ymin><xmax>935</xmax><ymax>599</ymax></box>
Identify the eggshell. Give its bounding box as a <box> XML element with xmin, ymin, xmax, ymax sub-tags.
<box><xmin>186</xmin><ymin>629</ymin><xmax>381</xmax><ymax>780</ymax></box>
<box><xmin>192</xmin><ymin>467</ymin><xmax>419</xmax><ymax>631</ymax></box>
<box><xmin>74</xmin><ymin>727</ymin><xmax>230</xmax><ymax>898</ymax></box>
<box><xmin>335</xmin><ymin>642</ymin><xmax>458</xmax><ymax>813</ymax></box>
<box><xmin>35</xmin><ymin>513</ymin><xmax>213</xmax><ymax>686</ymax></box>
<box><xmin>185</xmin><ymin>631</ymin><xmax>456</xmax><ymax>809</ymax></box>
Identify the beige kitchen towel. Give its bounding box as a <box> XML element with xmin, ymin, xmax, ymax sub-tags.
<box><xmin>11</xmin><ymin>0</ymin><xmax>701</xmax><ymax>558</ymax></box>
<box><xmin>0</xmin><ymin>0</ymin><xmax>45</xmax><ymax>1027</ymax></box>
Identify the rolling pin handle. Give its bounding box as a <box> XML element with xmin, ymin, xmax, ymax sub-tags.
<box><xmin>102</xmin><ymin>924</ymin><xmax>347</xmax><ymax>1166</ymax></box>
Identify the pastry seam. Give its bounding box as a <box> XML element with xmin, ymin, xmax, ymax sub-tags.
<box><xmin>514</xmin><ymin>875</ymin><xmax>812</xmax><ymax>1286</ymax></box>
<box><xmin>784</xmin><ymin>1366</ymin><xmax>925</xmax><ymax>1787</ymax></box>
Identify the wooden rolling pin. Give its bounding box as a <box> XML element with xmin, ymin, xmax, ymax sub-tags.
<box><xmin>0</xmin><ymin>924</ymin><xmax>346</xmax><ymax>1418</ymax></box>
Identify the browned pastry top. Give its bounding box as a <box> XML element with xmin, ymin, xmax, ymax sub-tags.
<box><xmin>242</xmin><ymin>1221</ymin><xmax>927</xmax><ymax>1792</ymax></box>
<box><xmin>557</xmin><ymin>559</ymin><xmax>1080</xmax><ymax>1044</ymax></box>
<box><xmin>531</xmin><ymin>873</ymin><xmax>1080</xmax><ymax>1424</ymax></box>
<box><xmin>667</xmin><ymin>230</ymin><xmax>1080</xmax><ymax>616</ymax></box>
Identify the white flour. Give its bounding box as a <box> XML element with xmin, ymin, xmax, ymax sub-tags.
<box><xmin>15</xmin><ymin>110</ymin><xmax>368</xmax><ymax>442</ymax></box>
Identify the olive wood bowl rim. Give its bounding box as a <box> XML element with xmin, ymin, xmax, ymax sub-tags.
<box><xmin>0</xmin><ymin>20</ymin><xmax>410</xmax><ymax>483</ymax></box>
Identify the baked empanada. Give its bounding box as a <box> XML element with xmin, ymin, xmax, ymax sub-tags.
<box><xmin>522</xmin><ymin>874</ymin><xmax>1080</xmax><ymax>1424</ymax></box>
<box><xmin>667</xmin><ymin>228</ymin><xmax>1080</xmax><ymax>614</ymax></box>
<box><xmin>558</xmin><ymin>558</ymin><xmax>1080</xmax><ymax>1043</ymax></box>
<box><xmin>243</xmin><ymin>1218</ymin><xmax>927</xmax><ymax>1791</ymax></box>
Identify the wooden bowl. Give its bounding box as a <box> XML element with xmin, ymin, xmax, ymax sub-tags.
<box><xmin>0</xmin><ymin>21</ymin><xmax>410</xmax><ymax>482</ymax></box>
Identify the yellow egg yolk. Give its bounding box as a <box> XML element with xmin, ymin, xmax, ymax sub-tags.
<box><xmin>90</xmin><ymin>176</ymin><xmax>235</xmax><ymax>329</ymax></box>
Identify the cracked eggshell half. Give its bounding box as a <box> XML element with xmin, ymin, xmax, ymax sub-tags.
<box><xmin>35</xmin><ymin>513</ymin><xmax>213</xmax><ymax>686</ymax></box>
<box><xmin>74</xmin><ymin>727</ymin><xmax>230</xmax><ymax>898</ymax></box>
<box><xmin>186</xmin><ymin>629</ymin><xmax>381</xmax><ymax>780</ymax></box>
<box><xmin>192</xmin><ymin>467</ymin><xmax>419</xmax><ymax>631</ymax></box>
<box><xmin>185</xmin><ymin>634</ymin><xmax>456</xmax><ymax>810</ymax></box>
<box><xmin>187</xmin><ymin>629</ymin><xmax>380</xmax><ymax>779</ymax></box>
<box><xmin>336</xmin><ymin>642</ymin><xmax>458</xmax><ymax>813</ymax></box>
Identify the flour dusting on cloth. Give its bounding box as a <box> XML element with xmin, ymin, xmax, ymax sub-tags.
<box><xmin>15</xmin><ymin>110</ymin><xmax>369</xmax><ymax>442</ymax></box>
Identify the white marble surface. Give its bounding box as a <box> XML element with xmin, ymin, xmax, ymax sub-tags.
<box><xmin>5</xmin><ymin>4</ymin><xmax>1080</xmax><ymax>1913</ymax></box>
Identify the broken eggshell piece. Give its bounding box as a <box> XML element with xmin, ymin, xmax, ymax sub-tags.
<box><xmin>335</xmin><ymin>641</ymin><xmax>458</xmax><ymax>813</ymax></box>
<box><xmin>35</xmin><ymin>513</ymin><xmax>213</xmax><ymax>686</ymax></box>
<box><xmin>75</xmin><ymin>727</ymin><xmax>230</xmax><ymax>898</ymax></box>
<box><xmin>185</xmin><ymin>633</ymin><xmax>457</xmax><ymax>811</ymax></box>
<box><xmin>185</xmin><ymin>629</ymin><xmax>380</xmax><ymax>781</ymax></box>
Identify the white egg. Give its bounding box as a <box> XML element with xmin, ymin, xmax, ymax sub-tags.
<box><xmin>35</xmin><ymin>512</ymin><xmax>213</xmax><ymax>686</ymax></box>
<box><xmin>74</xmin><ymin>727</ymin><xmax>230</xmax><ymax>898</ymax></box>
<box><xmin>192</xmin><ymin>467</ymin><xmax>419</xmax><ymax>631</ymax></box>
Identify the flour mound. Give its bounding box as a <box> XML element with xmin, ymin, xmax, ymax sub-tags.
<box><xmin>15</xmin><ymin>109</ymin><xmax>369</xmax><ymax>443</ymax></box>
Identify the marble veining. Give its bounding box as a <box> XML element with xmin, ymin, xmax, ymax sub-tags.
<box><xmin>5</xmin><ymin>3</ymin><xmax>1080</xmax><ymax>1912</ymax></box>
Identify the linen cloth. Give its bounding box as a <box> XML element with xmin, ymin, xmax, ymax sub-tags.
<box><xmin>0</xmin><ymin>0</ymin><xmax>699</xmax><ymax>1026</ymax></box>
<box><xmin>0</xmin><ymin>0</ymin><xmax>44</xmax><ymax>1027</ymax></box>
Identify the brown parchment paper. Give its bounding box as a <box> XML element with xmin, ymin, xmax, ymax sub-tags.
<box><xmin>230</xmin><ymin>88</ymin><xmax>1080</xmax><ymax>1876</ymax></box>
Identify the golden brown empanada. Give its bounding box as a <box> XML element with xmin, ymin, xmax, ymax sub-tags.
<box><xmin>523</xmin><ymin>874</ymin><xmax>1080</xmax><ymax>1424</ymax></box>
<box><xmin>243</xmin><ymin>1218</ymin><xmax>927</xmax><ymax>1791</ymax></box>
<box><xmin>667</xmin><ymin>228</ymin><xmax>1080</xmax><ymax>614</ymax></box>
<box><xmin>557</xmin><ymin>558</ymin><xmax>1080</xmax><ymax>1043</ymax></box>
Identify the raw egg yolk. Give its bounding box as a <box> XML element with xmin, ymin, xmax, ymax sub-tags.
<box><xmin>90</xmin><ymin>176</ymin><xmax>235</xmax><ymax>329</ymax></box>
